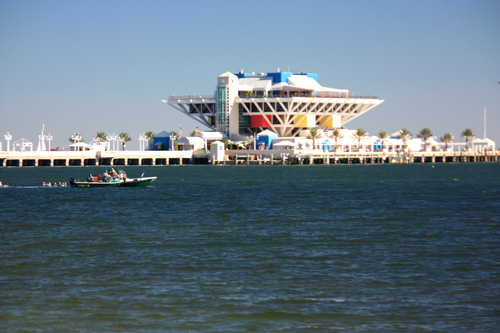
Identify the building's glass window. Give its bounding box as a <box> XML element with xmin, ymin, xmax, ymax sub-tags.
<box><xmin>239</xmin><ymin>109</ymin><xmax>251</xmax><ymax>127</ymax></box>
<box><xmin>216</xmin><ymin>86</ymin><xmax>229</xmax><ymax>133</ymax></box>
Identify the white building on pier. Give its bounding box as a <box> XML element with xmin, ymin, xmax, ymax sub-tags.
<box><xmin>163</xmin><ymin>70</ymin><xmax>384</xmax><ymax>141</ymax></box>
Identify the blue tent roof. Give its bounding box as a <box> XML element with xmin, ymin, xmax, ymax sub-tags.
<box><xmin>155</xmin><ymin>131</ymin><xmax>170</xmax><ymax>137</ymax></box>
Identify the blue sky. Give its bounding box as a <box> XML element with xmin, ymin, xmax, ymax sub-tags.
<box><xmin>1</xmin><ymin>0</ymin><xmax>499</xmax><ymax>150</ymax></box>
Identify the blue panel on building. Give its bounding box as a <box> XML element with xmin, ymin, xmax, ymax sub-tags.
<box><xmin>235</xmin><ymin>71</ymin><xmax>318</xmax><ymax>84</ymax></box>
<box><xmin>307</xmin><ymin>73</ymin><xmax>318</xmax><ymax>82</ymax></box>
<box><xmin>256</xmin><ymin>132</ymin><xmax>278</xmax><ymax>149</ymax></box>
<box><xmin>235</xmin><ymin>73</ymin><xmax>255</xmax><ymax>78</ymax></box>
<box><xmin>153</xmin><ymin>137</ymin><xmax>170</xmax><ymax>150</ymax></box>
<box><xmin>267</xmin><ymin>72</ymin><xmax>292</xmax><ymax>84</ymax></box>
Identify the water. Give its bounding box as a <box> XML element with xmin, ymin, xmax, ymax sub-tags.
<box><xmin>1</xmin><ymin>164</ymin><xmax>499</xmax><ymax>331</ymax></box>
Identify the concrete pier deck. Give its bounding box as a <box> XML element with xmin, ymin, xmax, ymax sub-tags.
<box><xmin>0</xmin><ymin>150</ymin><xmax>195</xmax><ymax>167</ymax></box>
<box><xmin>1</xmin><ymin>149</ymin><xmax>499</xmax><ymax>167</ymax></box>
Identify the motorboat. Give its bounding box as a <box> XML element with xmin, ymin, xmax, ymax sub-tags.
<box><xmin>70</xmin><ymin>168</ymin><xmax>157</xmax><ymax>188</ymax></box>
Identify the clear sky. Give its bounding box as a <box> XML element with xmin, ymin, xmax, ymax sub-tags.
<box><xmin>1</xmin><ymin>0</ymin><xmax>499</xmax><ymax>150</ymax></box>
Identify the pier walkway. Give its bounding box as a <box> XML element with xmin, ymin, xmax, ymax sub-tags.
<box><xmin>0</xmin><ymin>151</ymin><xmax>194</xmax><ymax>167</ymax></box>
<box><xmin>1</xmin><ymin>149</ymin><xmax>499</xmax><ymax>167</ymax></box>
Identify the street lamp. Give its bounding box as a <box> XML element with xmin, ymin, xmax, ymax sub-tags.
<box><xmin>47</xmin><ymin>133</ymin><xmax>53</xmax><ymax>151</ymax></box>
<box><xmin>38</xmin><ymin>133</ymin><xmax>46</xmax><ymax>151</ymax></box>
<box><xmin>107</xmin><ymin>133</ymin><xmax>113</xmax><ymax>151</ymax></box>
<box><xmin>117</xmin><ymin>136</ymin><xmax>124</xmax><ymax>151</ymax></box>
<box><xmin>108</xmin><ymin>134</ymin><xmax>117</xmax><ymax>151</ymax></box>
<box><xmin>4</xmin><ymin>132</ymin><xmax>12</xmax><ymax>152</ymax></box>
<box><xmin>138</xmin><ymin>133</ymin><xmax>146</xmax><ymax>151</ymax></box>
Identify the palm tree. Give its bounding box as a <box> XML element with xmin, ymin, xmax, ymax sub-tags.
<box><xmin>169</xmin><ymin>130</ymin><xmax>179</xmax><ymax>138</ymax></box>
<box><xmin>143</xmin><ymin>131</ymin><xmax>155</xmax><ymax>151</ymax></box>
<box><xmin>95</xmin><ymin>132</ymin><xmax>107</xmax><ymax>142</ymax></box>
<box><xmin>118</xmin><ymin>132</ymin><xmax>131</xmax><ymax>151</ymax></box>
<box><xmin>307</xmin><ymin>128</ymin><xmax>322</xmax><ymax>149</ymax></box>
<box><xmin>439</xmin><ymin>133</ymin><xmax>453</xmax><ymax>150</ymax></box>
<box><xmin>377</xmin><ymin>130</ymin><xmax>388</xmax><ymax>150</ymax></box>
<box><xmin>417</xmin><ymin>127</ymin><xmax>434</xmax><ymax>150</ymax></box>
<box><xmin>144</xmin><ymin>131</ymin><xmax>155</xmax><ymax>140</ymax></box>
<box><xmin>352</xmin><ymin>128</ymin><xmax>367</xmax><ymax>150</ymax></box>
<box><xmin>461</xmin><ymin>128</ymin><xmax>475</xmax><ymax>150</ymax></box>
<box><xmin>68</xmin><ymin>132</ymin><xmax>84</xmax><ymax>143</ymax></box>
<box><xmin>398</xmin><ymin>128</ymin><xmax>412</xmax><ymax>147</ymax></box>
<box><xmin>332</xmin><ymin>128</ymin><xmax>343</xmax><ymax>151</ymax></box>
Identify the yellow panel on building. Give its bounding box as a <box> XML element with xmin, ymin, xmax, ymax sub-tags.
<box><xmin>319</xmin><ymin>115</ymin><xmax>341</xmax><ymax>128</ymax></box>
<box><xmin>294</xmin><ymin>114</ymin><xmax>315</xmax><ymax>128</ymax></box>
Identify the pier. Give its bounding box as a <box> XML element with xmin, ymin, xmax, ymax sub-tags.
<box><xmin>223</xmin><ymin>150</ymin><xmax>500</xmax><ymax>165</ymax></box>
<box><xmin>1</xmin><ymin>149</ymin><xmax>498</xmax><ymax>167</ymax></box>
<box><xmin>0</xmin><ymin>151</ymin><xmax>196</xmax><ymax>167</ymax></box>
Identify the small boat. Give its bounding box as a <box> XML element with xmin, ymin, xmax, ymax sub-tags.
<box><xmin>120</xmin><ymin>173</ymin><xmax>157</xmax><ymax>187</ymax></box>
<box><xmin>70</xmin><ymin>168</ymin><xmax>157</xmax><ymax>188</ymax></box>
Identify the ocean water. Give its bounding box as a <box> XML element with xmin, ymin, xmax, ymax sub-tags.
<box><xmin>1</xmin><ymin>163</ymin><xmax>499</xmax><ymax>331</ymax></box>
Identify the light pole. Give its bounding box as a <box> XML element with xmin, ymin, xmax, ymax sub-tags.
<box><xmin>109</xmin><ymin>134</ymin><xmax>117</xmax><ymax>151</ymax></box>
<box><xmin>37</xmin><ymin>124</ymin><xmax>46</xmax><ymax>151</ymax></box>
<box><xmin>118</xmin><ymin>136</ymin><xmax>124</xmax><ymax>151</ymax></box>
<box><xmin>38</xmin><ymin>133</ymin><xmax>46</xmax><ymax>151</ymax></box>
<box><xmin>4</xmin><ymin>132</ymin><xmax>12</xmax><ymax>152</ymax></box>
<box><xmin>107</xmin><ymin>133</ymin><xmax>113</xmax><ymax>151</ymax></box>
<box><xmin>170</xmin><ymin>135</ymin><xmax>176</xmax><ymax>151</ymax></box>
<box><xmin>139</xmin><ymin>133</ymin><xmax>146</xmax><ymax>151</ymax></box>
<box><xmin>47</xmin><ymin>133</ymin><xmax>53</xmax><ymax>151</ymax></box>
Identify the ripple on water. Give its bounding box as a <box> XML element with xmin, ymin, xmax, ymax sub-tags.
<box><xmin>1</xmin><ymin>164</ymin><xmax>499</xmax><ymax>331</ymax></box>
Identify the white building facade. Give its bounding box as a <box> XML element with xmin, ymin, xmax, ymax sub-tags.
<box><xmin>164</xmin><ymin>71</ymin><xmax>384</xmax><ymax>141</ymax></box>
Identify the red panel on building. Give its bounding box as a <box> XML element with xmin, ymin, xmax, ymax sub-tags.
<box><xmin>251</xmin><ymin>115</ymin><xmax>272</xmax><ymax>127</ymax></box>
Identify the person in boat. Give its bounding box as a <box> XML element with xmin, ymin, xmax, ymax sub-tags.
<box><xmin>87</xmin><ymin>174</ymin><xmax>94</xmax><ymax>182</ymax></box>
<box><xmin>103</xmin><ymin>170</ymin><xmax>111</xmax><ymax>182</ymax></box>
